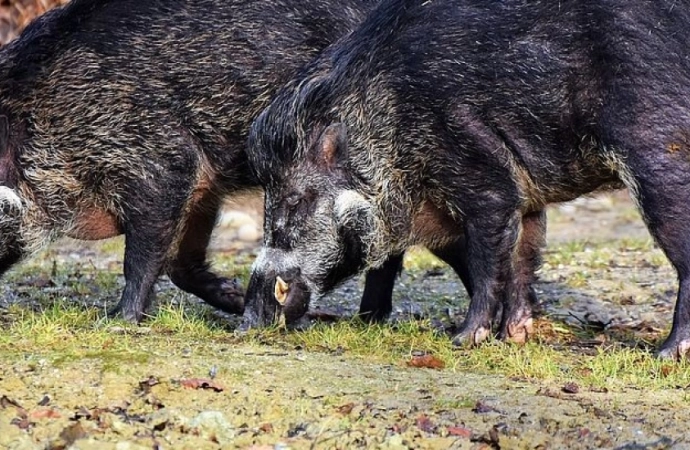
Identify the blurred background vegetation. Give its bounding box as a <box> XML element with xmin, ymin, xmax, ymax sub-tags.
<box><xmin>0</xmin><ymin>0</ymin><xmax>68</xmax><ymax>45</ymax></box>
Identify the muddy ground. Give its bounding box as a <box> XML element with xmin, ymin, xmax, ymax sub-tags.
<box><xmin>1</xmin><ymin>191</ymin><xmax>690</xmax><ymax>449</ymax></box>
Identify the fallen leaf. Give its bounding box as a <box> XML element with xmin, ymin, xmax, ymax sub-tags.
<box><xmin>29</xmin><ymin>408</ymin><xmax>61</xmax><ymax>420</ymax></box>
<box><xmin>101</xmin><ymin>338</ymin><xmax>114</xmax><ymax>350</ymax></box>
<box><xmin>258</xmin><ymin>423</ymin><xmax>274</xmax><ymax>433</ymax></box>
<box><xmin>179</xmin><ymin>378</ymin><xmax>225</xmax><ymax>392</ymax></box>
<box><xmin>1</xmin><ymin>395</ymin><xmax>28</xmax><ymax>423</ymax></box>
<box><xmin>472</xmin><ymin>401</ymin><xmax>500</xmax><ymax>414</ymax></box>
<box><xmin>415</xmin><ymin>414</ymin><xmax>436</xmax><ymax>433</ymax></box>
<box><xmin>0</xmin><ymin>395</ymin><xmax>24</xmax><ymax>412</ymax></box>
<box><xmin>336</xmin><ymin>402</ymin><xmax>355</xmax><ymax>415</ymax></box>
<box><xmin>60</xmin><ymin>422</ymin><xmax>88</xmax><ymax>446</ymax></box>
<box><xmin>11</xmin><ymin>417</ymin><xmax>31</xmax><ymax>430</ymax></box>
<box><xmin>447</xmin><ymin>426</ymin><xmax>472</xmax><ymax>438</ymax></box>
<box><xmin>406</xmin><ymin>354</ymin><xmax>445</xmax><ymax>369</ymax></box>
<box><xmin>138</xmin><ymin>376</ymin><xmax>160</xmax><ymax>394</ymax></box>
<box><xmin>661</xmin><ymin>365</ymin><xmax>675</xmax><ymax>377</ymax></box>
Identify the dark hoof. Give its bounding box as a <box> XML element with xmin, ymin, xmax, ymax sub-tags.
<box><xmin>656</xmin><ymin>338</ymin><xmax>690</xmax><ymax>360</ymax></box>
<box><xmin>237</xmin><ymin>308</ymin><xmax>260</xmax><ymax>334</ymax></box>
<box><xmin>356</xmin><ymin>309</ymin><xmax>390</xmax><ymax>324</ymax></box>
<box><xmin>452</xmin><ymin>324</ymin><xmax>491</xmax><ymax>347</ymax></box>
<box><xmin>287</xmin><ymin>315</ymin><xmax>313</xmax><ymax>331</ymax></box>
<box><xmin>216</xmin><ymin>278</ymin><xmax>245</xmax><ymax>315</ymax></box>
<box><xmin>499</xmin><ymin>317</ymin><xmax>534</xmax><ymax>344</ymax></box>
<box><xmin>107</xmin><ymin>305</ymin><xmax>143</xmax><ymax>324</ymax></box>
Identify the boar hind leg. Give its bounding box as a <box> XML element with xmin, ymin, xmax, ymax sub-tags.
<box><xmin>623</xmin><ymin>147</ymin><xmax>690</xmax><ymax>359</ymax></box>
<box><xmin>497</xmin><ymin>210</ymin><xmax>546</xmax><ymax>344</ymax></box>
<box><xmin>167</xmin><ymin>194</ymin><xmax>244</xmax><ymax>316</ymax></box>
<box><xmin>452</xmin><ymin>210</ymin><xmax>522</xmax><ymax>347</ymax></box>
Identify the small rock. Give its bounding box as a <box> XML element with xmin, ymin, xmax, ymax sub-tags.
<box><xmin>237</xmin><ymin>223</ymin><xmax>260</xmax><ymax>242</ymax></box>
<box><xmin>114</xmin><ymin>442</ymin><xmax>152</xmax><ymax>450</ymax></box>
<box><xmin>386</xmin><ymin>434</ymin><xmax>405</xmax><ymax>448</ymax></box>
<box><xmin>562</xmin><ymin>382</ymin><xmax>579</xmax><ymax>394</ymax></box>
<box><xmin>185</xmin><ymin>411</ymin><xmax>235</xmax><ymax>445</ymax></box>
<box><xmin>0</xmin><ymin>421</ymin><xmax>34</xmax><ymax>450</ymax></box>
<box><xmin>218</xmin><ymin>211</ymin><xmax>255</xmax><ymax>228</ymax></box>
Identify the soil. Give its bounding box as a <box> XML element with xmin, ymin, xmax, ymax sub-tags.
<box><xmin>1</xmin><ymin>190</ymin><xmax>690</xmax><ymax>449</ymax></box>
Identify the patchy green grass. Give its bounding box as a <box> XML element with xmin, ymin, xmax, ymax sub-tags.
<box><xmin>1</xmin><ymin>299</ymin><xmax>689</xmax><ymax>392</ymax></box>
<box><xmin>0</xmin><ymin>236</ymin><xmax>686</xmax><ymax>400</ymax></box>
<box><xmin>543</xmin><ymin>238</ymin><xmax>667</xmax><ymax>271</ymax></box>
<box><xmin>6</xmin><ymin>199</ymin><xmax>689</xmax><ymax>447</ymax></box>
<box><xmin>402</xmin><ymin>247</ymin><xmax>445</xmax><ymax>271</ymax></box>
<box><xmin>214</xmin><ymin>250</ymin><xmax>257</xmax><ymax>288</ymax></box>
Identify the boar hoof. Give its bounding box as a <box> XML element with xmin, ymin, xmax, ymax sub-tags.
<box><xmin>452</xmin><ymin>325</ymin><xmax>491</xmax><ymax>347</ymax></box>
<box><xmin>656</xmin><ymin>338</ymin><xmax>690</xmax><ymax>360</ymax></box>
<box><xmin>107</xmin><ymin>305</ymin><xmax>143</xmax><ymax>324</ymax></box>
<box><xmin>235</xmin><ymin>322</ymin><xmax>251</xmax><ymax>336</ymax></box>
<box><xmin>237</xmin><ymin>310</ymin><xmax>260</xmax><ymax>334</ymax></box>
<box><xmin>218</xmin><ymin>278</ymin><xmax>245</xmax><ymax>315</ymax></box>
<box><xmin>503</xmin><ymin>317</ymin><xmax>534</xmax><ymax>344</ymax></box>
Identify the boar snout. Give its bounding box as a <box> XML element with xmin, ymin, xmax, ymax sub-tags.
<box><xmin>241</xmin><ymin>259</ymin><xmax>311</xmax><ymax>331</ymax></box>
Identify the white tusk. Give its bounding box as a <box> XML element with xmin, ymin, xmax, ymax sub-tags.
<box><xmin>274</xmin><ymin>276</ymin><xmax>289</xmax><ymax>305</ymax></box>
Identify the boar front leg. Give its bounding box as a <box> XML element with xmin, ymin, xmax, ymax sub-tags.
<box><xmin>109</xmin><ymin>214</ymin><xmax>182</xmax><ymax>322</ymax></box>
<box><xmin>358</xmin><ymin>239</ymin><xmax>473</xmax><ymax>323</ymax></box>
<box><xmin>358</xmin><ymin>254</ymin><xmax>403</xmax><ymax>322</ymax></box>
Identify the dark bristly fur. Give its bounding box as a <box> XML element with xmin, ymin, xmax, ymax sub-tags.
<box><xmin>0</xmin><ymin>0</ymin><xmax>386</xmax><ymax>322</ymax></box>
<box><xmin>0</xmin><ymin>0</ymin><xmax>486</xmax><ymax>324</ymax></box>
<box><xmin>246</xmin><ymin>0</ymin><xmax>690</xmax><ymax>358</ymax></box>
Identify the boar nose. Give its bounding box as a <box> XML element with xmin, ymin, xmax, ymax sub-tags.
<box><xmin>277</xmin><ymin>267</ymin><xmax>301</xmax><ymax>281</ymax></box>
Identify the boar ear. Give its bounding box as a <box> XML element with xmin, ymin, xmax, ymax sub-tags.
<box><xmin>317</xmin><ymin>123</ymin><xmax>348</xmax><ymax>169</ymax></box>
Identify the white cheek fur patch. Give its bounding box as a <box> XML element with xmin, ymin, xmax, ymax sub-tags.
<box><xmin>0</xmin><ymin>186</ymin><xmax>23</xmax><ymax>213</ymax></box>
<box><xmin>334</xmin><ymin>189</ymin><xmax>371</xmax><ymax>223</ymax></box>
